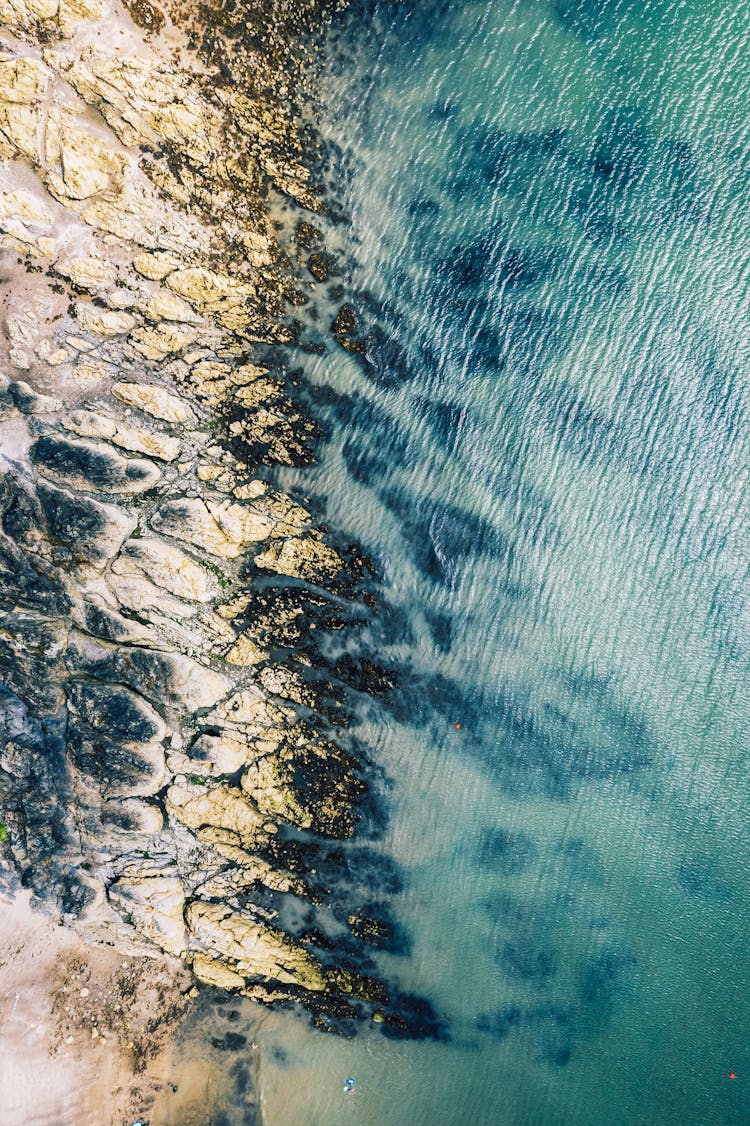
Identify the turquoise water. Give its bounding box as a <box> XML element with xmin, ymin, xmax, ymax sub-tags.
<box><xmin>253</xmin><ymin>0</ymin><xmax>750</xmax><ymax>1122</ymax></box>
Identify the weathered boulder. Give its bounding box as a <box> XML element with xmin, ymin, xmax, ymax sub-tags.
<box><xmin>167</xmin><ymin>781</ymin><xmax>264</xmax><ymax>849</ymax></box>
<box><xmin>108</xmin><ymin>874</ymin><xmax>187</xmax><ymax>957</ymax></box>
<box><xmin>151</xmin><ymin>496</ymin><xmax>277</xmax><ymax>558</ymax></box>
<box><xmin>112</xmin><ymin>381</ymin><xmax>195</xmax><ymax>424</ymax></box>
<box><xmin>186</xmin><ymin>901</ymin><xmax>328</xmax><ymax>991</ymax></box>
<box><xmin>112</xmin><ymin>537</ymin><xmax>220</xmax><ymax>603</ymax></box>
<box><xmin>63</xmin><ymin>409</ymin><xmax>182</xmax><ymax>462</ymax></box>
<box><xmin>255</xmin><ymin>532</ymin><xmax>343</xmax><ymax>582</ymax></box>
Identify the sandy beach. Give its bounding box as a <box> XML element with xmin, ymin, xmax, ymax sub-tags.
<box><xmin>0</xmin><ymin>891</ymin><xmax>257</xmax><ymax>1125</ymax></box>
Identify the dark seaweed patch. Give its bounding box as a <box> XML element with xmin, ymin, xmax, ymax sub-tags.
<box><xmin>230</xmin><ymin>1061</ymin><xmax>250</xmax><ymax>1093</ymax></box>
<box><xmin>378</xmin><ymin>990</ymin><xmax>448</xmax><ymax>1041</ymax></box>
<box><xmin>470</xmin><ymin>126</ymin><xmax>566</xmax><ymax>195</ymax></box>
<box><xmin>576</xmin><ymin>946</ymin><xmax>638</xmax><ymax>1020</ymax></box>
<box><xmin>479</xmin><ymin>827</ymin><xmax>537</xmax><ymax>875</ymax></box>
<box><xmin>591</xmin><ymin>107</ymin><xmax>650</xmax><ymax>189</ymax></box>
<box><xmin>66</xmin><ymin>681</ymin><xmax>162</xmax><ymax>745</ymax></box>
<box><xmin>38</xmin><ymin>482</ymin><xmax>108</xmax><ymax>555</ymax></box>
<box><xmin>477</xmin><ymin>1003</ymin><xmax>575</xmax><ymax>1067</ymax></box>
<box><xmin>424</xmin><ymin>608</ymin><xmax>452</xmax><ymax>653</ymax></box>
<box><xmin>557</xmin><ymin>836</ymin><xmax>605</xmax><ymax>886</ymax></box>
<box><xmin>496</xmin><ymin>938</ymin><xmax>558</xmax><ymax>984</ymax></box>
<box><xmin>378</xmin><ymin>487</ymin><xmax>511</xmax><ymax>585</ymax></box>
<box><xmin>411</xmin><ymin>396</ymin><xmax>464</xmax><ymax>444</ymax></box>
<box><xmin>212</xmin><ymin>1032</ymin><xmax>248</xmax><ymax>1052</ymax></box>
<box><xmin>482</xmin><ymin>677</ymin><xmax>653</xmax><ymax>794</ymax></box>
<box><xmin>676</xmin><ymin>855</ymin><xmax>733</xmax><ymax>904</ymax></box>
<box><xmin>347</xmin><ymin>902</ymin><xmax>412</xmax><ymax>954</ymax></box>
<box><xmin>31</xmin><ymin>435</ymin><xmax>152</xmax><ymax>490</ymax></box>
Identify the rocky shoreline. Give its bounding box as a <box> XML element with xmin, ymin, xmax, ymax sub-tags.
<box><xmin>0</xmin><ymin>0</ymin><xmax>441</xmax><ymax>1042</ymax></box>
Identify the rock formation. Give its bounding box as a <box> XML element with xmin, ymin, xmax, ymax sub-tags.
<box><xmin>0</xmin><ymin>0</ymin><xmax>442</xmax><ymax>1037</ymax></box>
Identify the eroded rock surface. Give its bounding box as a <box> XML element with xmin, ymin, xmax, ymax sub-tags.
<box><xmin>0</xmin><ymin>0</ymin><xmax>442</xmax><ymax>1041</ymax></box>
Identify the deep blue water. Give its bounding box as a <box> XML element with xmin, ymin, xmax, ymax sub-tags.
<box><xmin>252</xmin><ymin>0</ymin><xmax>750</xmax><ymax>1122</ymax></box>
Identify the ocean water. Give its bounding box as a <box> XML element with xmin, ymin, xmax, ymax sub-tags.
<box><xmin>251</xmin><ymin>0</ymin><xmax>750</xmax><ymax>1122</ymax></box>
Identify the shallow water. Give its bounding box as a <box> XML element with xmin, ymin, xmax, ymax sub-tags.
<box><xmin>254</xmin><ymin>0</ymin><xmax>750</xmax><ymax>1122</ymax></box>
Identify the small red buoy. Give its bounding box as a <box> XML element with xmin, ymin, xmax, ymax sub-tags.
<box><xmin>455</xmin><ymin>723</ymin><xmax>461</xmax><ymax>729</ymax></box>
<box><xmin>729</xmin><ymin>1073</ymin><xmax>736</xmax><ymax>1080</ymax></box>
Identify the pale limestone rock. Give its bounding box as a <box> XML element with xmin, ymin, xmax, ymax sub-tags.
<box><xmin>82</xmin><ymin>180</ymin><xmax>205</xmax><ymax>253</ymax></box>
<box><xmin>0</xmin><ymin>0</ymin><xmax>60</xmax><ymax>25</ymax></box>
<box><xmin>215</xmin><ymin>592</ymin><xmax>251</xmax><ymax>620</ymax></box>
<box><xmin>104</xmin><ymin>798</ymin><xmax>164</xmax><ymax>836</ymax></box>
<box><xmin>65</xmin><ymin>334</ymin><xmax>93</xmax><ymax>351</ymax></box>
<box><xmin>63</xmin><ymin>410</ymin><xmax>182</xmax><ymax>462</ymax></box>
<box><xmin>77</xmin><ymin>304</ymin><xmax>137</xmax><ymax>335</ymax></box>
<box><xmin>113</xmin><ymin>381</ymin><xmax>195</xmax><ymax>423</ymax></box>
<box><xmin>0</xmin><ymin>101</ymin><xmax>42</xmax><ymax>161</ymax></box>
<box><xmin>191</xmin><ymin>953</ymin><xmax>245</xmax><ymax>991</ymax></box>
<box><xmin>61</xmin><ymin>255</ymin><xmax>117</xmax><ymax>288</ymax></box>
<box><xmin>186</xmin><ymin>901</ymin><xmax>327</xmax><ymax>991</ymax></box>
<box><xmin>60</xmin><ymin>129</ymin><xmax>124</xmax><ymax>198</ymax></box>
<box><xmin>194</xmin><ymin>854</ymin><xmax>302</xmax><ymax>897</ymax></box>
<box><xmin>0</xmin><ymin>189</ymin><xmax>53</xmax><ymax>255</ymax></box>
<box><xmin>64</xmin><ymin>410</ymin><xmax>117</xmax><ymax>441</ymax></box>
<box><xmin>254</xmin><ymin>533</ymin><xmax>343</xmax><ymax>582</ymax></box>
<box><xmin>209</xmin><ymin>497</ymin><xmax>278</xmax><ymax>544</ymax></box>
<box><xmin>154</xmin><ymin>652</ymin><xmax>229</xmax><ymax>710</ymax></box>
<box><xmin>132</xmin><ymin>250</ymin><xmax>182</xmax><ymax>280</ymax></box>
<box><xmin>225</xmin><ymin>633</ymin><xmax>268</xmax><ymax>668</ymax></box>
<box><xmin>166</xmin><ymin>266</ymin><xmax>254</xmax><ymax>311</ymax></box>
<box><xmin>44</xmin><ymin>110</ymin><xmax>127</xmax><ymax>202</ymax></box>
<box><xmin>73</xmin><ymin>635</ymin><xmax>229</xmax><ymax>710</ymax></box>
<box><xmin>0</xmin><ymin>0</ymin><xmax>100</xmax><ymax>34</ymax></box>
<box><xmin>57</xmin><ymin>0</ymin><xmax>102</xmax><ymax>35</ymax></box>
<box><xmin>188</xmin><ymin>359</ymin><xmax>232</xmax><ymax>401</ymax></box>
<box><xmin>151</xmin><ymin>496</ymin><xmax>242</xmax><ymax>558</ymax></box>
<box><xmin>6</xmin><ymin>302</ymin><xmax>46</xmax><ymax>368</ymax></box>
<box><xmin>142</xmin><ymin>290</ymin><xmax>200</xmax><ymax>323</ymax></box>
<box><xmin>114</xmin><ymin>537</ymin><xmax>220</xmax><ymax>603</ymax></box>
<box><xmin>263</xmin><ymin>490</ymin><xmax>310</xmax><ymax>531</ymax></box>
<box><xmin>129</xmin><ymin>322</ymin><xmax>200</xmax><ymax>360</ymax></box>
<box><xmin>196</xmin><ymin>463</ymin><xmax>223</xmax><ymax>482</ymax></box>
<box><xmin>108</xmin><ymin>876</ymin><xmax>187</xmax><ymax>957</ymax></box>
<box><xmin>233</xmin><ymin>480</ymin><xmax>268</xmax><ymax>501</ymax></box>
<box><xmin>167</xmin><ymin>781</ymin><xmax>264</xmax><ymax>849</ymax></box>
<box><xmin>0</xmin><ymin>54</ymin><xmax>50</xmax><ymax>103</ymax></box>
<box><xmin>107</xmin><ymin>571</ymin><xmax>199</xmax><ymax>619</ymax></box>
<box><xmin>212</xmin><ymin>686</ymin><xmax>291</xmax><ymax>731</ymax></box>
<box><xmin>109</xmin><ymin>423</ymin><xmax>181</xmax><ymax>462</ymax></box>
<box><xmin>185</xmin><ymin>732</ymin><xmax>256</xmax><ymax>775</ymax></box>
<box><xmin>45</xmin><ymin>347</ymin><xmax>74</xmax><ymax>365</ymax></box>
<box><xmin>258</xmin><ymin>664</ymin><xmax>310</xmax><ymax>706</ymax></box>
<box><xmin>211</xmin><ymin>690</ymin><xmax>291</xmax><ymax>760</ymax></box>
<box><xmin>150</xmin><ymin>496</ymin><xmax>274</xmax><ymax>558</ymax></box>
<box><xmin>241</xmin><ymin>755</ymin><xmax>310</xmax><ymax>828</ymax></box>
<box><xmin>66</xmin><ymin>49</ymin><xmax>214</xmax><ymax>160</ymax></box>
